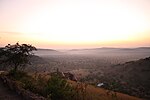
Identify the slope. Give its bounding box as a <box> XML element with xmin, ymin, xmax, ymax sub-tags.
<box><xmin>104</xmin><ymin>57</ymin><xmax>150</xmax><ymax>99</ymax></box>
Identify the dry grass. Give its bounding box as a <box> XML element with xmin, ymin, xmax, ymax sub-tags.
<box><xmin>68</xmin><ymin>80</ymin><xmax>142</xmax><ymax>100</ymax></box>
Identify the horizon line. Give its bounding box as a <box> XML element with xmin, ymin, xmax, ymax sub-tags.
<box><xmin>36</xmin><ymin>46</ymin><xmax>150</xmax><ymax>50</ymax></box>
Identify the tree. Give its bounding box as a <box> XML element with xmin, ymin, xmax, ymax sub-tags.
<box><xmin>0</xmin><ymin>43</ymin><xmax>37</xmax><ymax>72</ymax></box>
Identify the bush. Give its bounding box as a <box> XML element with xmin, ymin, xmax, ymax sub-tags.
<box><xmin>44</xmin><ymin>75</ymin><xmax>75</xmax><ymax>100</ymax></box>
<box><xmin>7</xmin><ymin>71</ymin><xmax>76</xmax><ymax>100</ymax></box>
<box><xmin>20</xmin><ymin>77</ymin><xmax>36</xmax><ymax>92</ymax></box>
<box><xmin>8</xmin><ymin>70</ymin><xmax>28</xmax><ymax>80</ymax></box>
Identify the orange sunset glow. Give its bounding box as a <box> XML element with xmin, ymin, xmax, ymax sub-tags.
<box><xmin>0</xmin><ymin>0</ymin><xmax>150</xmax><ymax>49</ymax></box>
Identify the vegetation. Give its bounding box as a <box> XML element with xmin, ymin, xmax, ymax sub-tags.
<box><xmin>80</xmin><ymin>57</ymin><xmax>150</xmax><ymax>99</ymax></box>
<box><xmin>0</xmin><ymin>43</ymin><xmax>36</xmax><ymax>72</ymax></box>
<box><xmin>7</xmin><ymin>71</ymin><xmax>76</xmax><ymax>100</ymax></box>
<box><xmin>44</xmin><ymin>75</ymin><xmax>75</xmax><ymax>100</ymax></box>
<box><xmin>1</xmin><ymin>44</ymin><xmax>149</xmax><ymax>99</ymax></box>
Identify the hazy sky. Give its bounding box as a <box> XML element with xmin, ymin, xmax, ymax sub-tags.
<box><xmin>0</xmin><ymin>0</ymin><xmax>150</xmax><ymax>49</ymax></box>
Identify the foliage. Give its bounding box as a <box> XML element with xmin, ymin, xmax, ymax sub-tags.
<box><xmin>0</xmin><ymin>43</ymin><xmax>37</xmax><ymax>71</ymax></box>
<box><xmin>44</xmin><ymin>75</ymin><xmax>75</xmax><ymax>100</ymax></box>
<box><xmin>21</xmin><ymin>76</ymin><xmax>36</xmax><ymax>92</ymax></box>
<box><xmin>8</xmin><ymin>70</ymin><xmax>29</xmax><ymax>80</ymax></box>
<box><xmin>9</xmin><ymin>72</ymin><xmax>76</xmax><ymax>100</ymax></box>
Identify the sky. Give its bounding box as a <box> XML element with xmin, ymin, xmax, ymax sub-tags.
<box><xmin>0</xmin><ymin>0</ymin><xmax>150</xmax><ymax>49</ymax></box>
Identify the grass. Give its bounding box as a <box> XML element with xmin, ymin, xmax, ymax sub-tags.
<box><xmin>4</xmin><ymin>70</ymin><xmax>141</xmax><ymax>100</ymax></box>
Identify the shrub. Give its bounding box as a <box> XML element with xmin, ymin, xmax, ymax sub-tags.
<box><xmin>44</xmin><ymin>75</ymin><xmax>75</xmax><ymax>100</ymax></box>
<box><xmin>7</xmin><ymin>71</ymin><xmax>77</xmax><ymax>100</ymax></box>
<box><xmin>21</xmin><ymin>77</ymin><xmax>36</xmax><ymax>92</ymax></box>
<box><xmin>8</xmin><ymin>70</ymin><xmax>28</xmax><ymax>80</ymax></box>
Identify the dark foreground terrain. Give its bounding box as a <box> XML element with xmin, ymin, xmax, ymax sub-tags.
<box><xmin>0</xmin><ymin>79</ymin><xmax>22</xmax><ymax>100</ymax></box>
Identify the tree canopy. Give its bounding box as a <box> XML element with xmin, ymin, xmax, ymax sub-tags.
<box><xmin>0</xmin><ymin>43</ymin><xmax>37</xmax><ymax>71</ymax></box>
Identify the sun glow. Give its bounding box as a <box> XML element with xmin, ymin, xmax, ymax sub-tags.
<box><xmin>19</xmin><ymin>1</ymin><xmax>149</xmax><ymax>44</ymax></box>
<box><xmin>0</xmin><ymin>0</ymin><xmax>150</xmax><ymax>49</ymax></box>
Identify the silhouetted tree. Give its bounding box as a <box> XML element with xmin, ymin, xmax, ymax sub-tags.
<box><xmin>0</xmin><ymin>43</ymin><xmax>37</xmax><ymax>72</ymax></box>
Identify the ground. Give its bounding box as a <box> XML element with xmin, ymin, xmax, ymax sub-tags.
<box><xmin>0</xmin><ymin>79</ymin><xmax>22</xmax><ymax>100</ymax></box>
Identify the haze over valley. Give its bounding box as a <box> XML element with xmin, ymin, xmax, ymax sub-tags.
<box><xmin>0</xmin><ymin>0</ymin><xmax>150</xmax><ymax>99</ymax></box>
<box><xmin>27</xmin><ymin>47</ymin><xmax>150</xmax><ymax>98</ymax></box>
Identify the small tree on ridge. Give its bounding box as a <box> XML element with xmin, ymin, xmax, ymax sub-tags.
<box><xmin>0</xmin><ymin>43</ymin><xmax>37</xmax><ymax>72</ymax></box>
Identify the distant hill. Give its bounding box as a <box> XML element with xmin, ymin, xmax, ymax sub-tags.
<box><xmin>34</xmin><ymin>49</ymin><xmax>62</xmax><ymax>56</ymax></box>
<box><xmin>34</xmin><ymin>47</ymin><xmax>150</xmax><ymax>58</ymax></box>
<box><xmin>103</xmin><ymin>57</ymin><xmax>150</xmax><ymax>99</ymax></box>
<box><xmin>37</xmin><ymin>48</ymin><xmax>58</xmax><ymax>51</ymax></box>
<box><xmin>68</xmin><ymin>47</ymin><xmax>150</xmax><ymax>53</ymax></box>
<box><xmin>66</xmin><ymin>47</ymin><xmax>150</xmax><ymax>60</ymax></box>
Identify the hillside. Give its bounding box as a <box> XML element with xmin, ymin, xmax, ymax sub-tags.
<box><xmin>0</xmin><ymin>79</ymin><xmax>23</xmax><ymax>100</ymax></box>
<box><xmin>103</xmin><ymin>57</ymin><xmax>150</xmax><ymax>99</ymax></box>
<box><xmin>68</xmin><ymin>80</ymin><xmax>142</xmax><ymax>100</ymax></box>
<box><xmin>0</xmin><ymin>70</ymin><xmax>142</xmax><ymax>100</ymax></box>
<box><xmin>1</xmin><ymin>47</ymin><xmax>149</xmax><ymax>99</ymax></box>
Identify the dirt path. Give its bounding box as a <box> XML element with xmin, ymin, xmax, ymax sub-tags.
<box><xmin>0</xmin><ymin>79</ymin><xmax>23</xmax><ymax>100</ymax></box>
